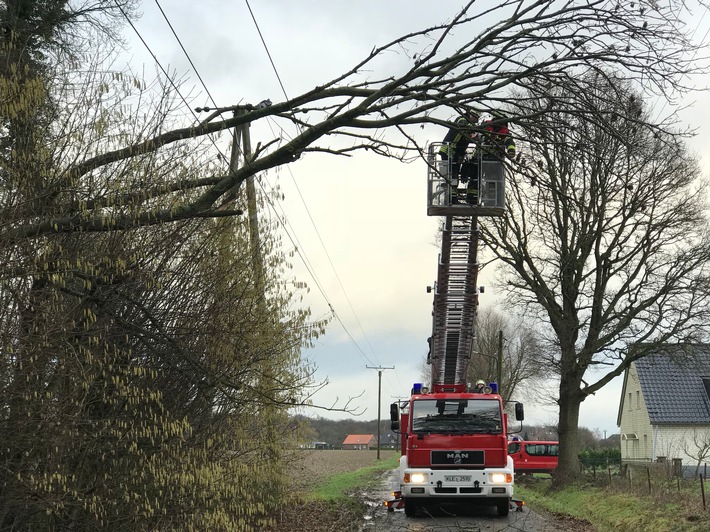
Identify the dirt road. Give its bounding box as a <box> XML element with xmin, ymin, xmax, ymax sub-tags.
<box><xmin>273</xmin><ymin>450</ymin><xmax>593</xmax><ymax>532</ymax></box>
<box><xmin>358</xmin><ymin>469</ymin><xmax>588</xmax><ymax>531</ymax></box>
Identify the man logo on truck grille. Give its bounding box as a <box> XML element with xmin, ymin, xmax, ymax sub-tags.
<box><xmin>432</xmin><ymin>450</ymin><xmax>484</xmax><ymax>465</ymax></box>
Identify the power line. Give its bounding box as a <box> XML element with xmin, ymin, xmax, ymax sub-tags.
<box><xmin>241</xmin><ymin>5</ymin><xmax>387</xmax><ymax>368</ymax></box>
<box><xmin>121</xmin><ymin>2</ymin><xmax>401</xmax><ymax>381</ymax></box>
<box><xmin>114</xmin><ymin>0</ymin><xmax>236</xmax><ymax>178</ymax></box>
<box><xmin>154</xmin><ymin>0</ymin><xmax>217</xmax><ymax>107</ymax></box>
<box><xmin>244</xmin><ymin>0</ymin><xmax>291</xmax><ymax>103</ymax></box>
<box><xmin>114</xmin><ymin>1</ymin><xmax>201</xmax><ymax>122</ymax></box>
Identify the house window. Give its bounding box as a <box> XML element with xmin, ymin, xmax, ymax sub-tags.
<box><xmin>628</xmin><ymin>392</ymin><xmax>632</xmax><ymax>411</ymax></box>
<box><xmin>636</xmin><ymin>390</ymin><xmax>640</xmax><ymax>409</ymax></box>
<box><xmin>702</xmin><ymin>377</ymin><xmax>710</xmax><ymax>401</ymax></box>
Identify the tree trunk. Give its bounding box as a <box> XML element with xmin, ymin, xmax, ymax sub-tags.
<box><xmin>553</xmin><ymin>368</ymin><xmax>584</xmax><ymax>487</ymax></box>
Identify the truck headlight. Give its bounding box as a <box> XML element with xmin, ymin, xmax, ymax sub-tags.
<box><xmin>489</xmin><ymin>473</ymin><xmax>512</xmax><ymax>484</ymax></box>
<box><xmin>404</xmin><ymin>472</ymin><xmax>428</xmax><ymax>484</ymax></box>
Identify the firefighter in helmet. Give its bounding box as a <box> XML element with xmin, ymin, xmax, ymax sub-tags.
<box><xmin>466</xmin><ymin>110</ymin><xmax>515</xmax><ymax>204</ymax></box>
<box><xmin>482</xmin><ymin>110</ymin><xmax>516</xmax><ymax>160</ymax></box>
<box><xmin>439</xmin><ymin>109</ymin><xmax>481</xmax><ymax>203</ymax></box>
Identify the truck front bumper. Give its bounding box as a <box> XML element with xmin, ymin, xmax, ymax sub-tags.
<box><xmin>402</xmin><ymin>468</ymin><xmax>513</xmax><ymax>499</ymax></box>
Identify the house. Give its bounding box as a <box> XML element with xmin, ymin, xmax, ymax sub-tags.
<box><xmin>300</xmin><ymin>441</ymin><xmax>329</xmax><ymax>450</ymax></box>
<box><xmin>379</xmin><ymin>431</ymin><xmax>399</xmax><ymax>448</ymax></box>
<box><xmin>617</xmin><ymin>345</ymin><xmax>710</xmax><ymax>474</ymax></box>
<box><xmin>342</xmin><ymin>434</ymin><xmax>377</xmax><ymax>450</ymax></box>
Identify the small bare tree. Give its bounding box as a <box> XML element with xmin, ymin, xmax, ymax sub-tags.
<box><xmin>467</xmin><ymin>306</ymin><xmax>546</xmax><ymax>405</ymax></box>
<box><xmin>682</xmin><ymin>429</ymin><xmax>710</xmax><ymax>478</ymax></box>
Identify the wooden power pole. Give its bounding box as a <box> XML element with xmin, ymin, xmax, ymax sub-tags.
<box><xmin>367</xmin><ymin>365</ymin><xmax>395</xmax><ymax>460</ymax></box>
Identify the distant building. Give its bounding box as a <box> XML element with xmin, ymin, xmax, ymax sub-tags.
<box><xmin>300</xmin><ymin>441</ymin><xmax>329</xmax><ymax>450</ymax></box>
<box><xmin>342</xmin><ymin>434</ymin><xmax>377</xmax><ymax>450</ymax></box>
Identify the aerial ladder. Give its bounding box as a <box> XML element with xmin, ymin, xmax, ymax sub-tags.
<box><xmin>426</xmin><ymin>144</ymin><xmax>506</xmax><ymax>390</ymax></box>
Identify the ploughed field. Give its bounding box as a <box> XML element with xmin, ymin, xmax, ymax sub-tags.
<box><xmin>267</xmin><ymin>449</ymin><xmax>397</xmax><ymax>531</ymax></box>
<box><xmin>292</xmin><ymin>449</ymin><xmax>398</xmax><ymax>489</ymax></box>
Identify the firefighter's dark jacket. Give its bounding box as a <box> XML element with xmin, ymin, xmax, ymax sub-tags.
<box><xmin>439</xmin><ymin>116</ymin><xmax>476</xmax><ymax>160</ymax></box>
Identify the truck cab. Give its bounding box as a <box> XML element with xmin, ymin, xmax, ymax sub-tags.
<box><xmin>389</xmin><ymin>383</ymin><xmax>524</xmax><ymax>517</ymax></box>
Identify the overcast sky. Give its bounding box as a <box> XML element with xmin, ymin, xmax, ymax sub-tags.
<box><xmin>118</xmin><ymin>1</ymin><xmax>710</xmax><ymax>438</ymax></box>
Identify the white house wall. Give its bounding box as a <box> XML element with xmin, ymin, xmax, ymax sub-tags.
<box><xmin>619</xmin><ymin>364</ymin><xmax>653</xmax><ymax>461</ymax></box>
<box><xmin>652</xmin><ymin>424</ymin><xmax>710</xmax><ymax>469</ymax></box>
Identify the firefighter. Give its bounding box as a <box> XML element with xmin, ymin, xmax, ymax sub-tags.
<box><xmin>473</xmin><ymin>379</ymin><xmax>486</xmax><ymax>393</ymax></box>
<box><xmin>482</xmin><ymin>110</ymin><xmax>516</xmax><ymax>159</ymax></box>
<box><xmin>439</xmin><ymin>109</ymin><xmax>481</xmax><ymax>203</ymax></box>
<box><xmin>467</xmin><ymin>111</ymin><xmax>515</xmax><ymax>204</ymax></box>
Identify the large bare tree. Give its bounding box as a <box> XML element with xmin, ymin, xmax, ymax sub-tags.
<box><xmin>480</xmin><ymin>73</ymin><xmax>710</xmax><ymax>485</ymax></box>
<box><xmin>3</xmin><ymin>1</ymin><xmax>707</xmax><ymax>242</ymax></box>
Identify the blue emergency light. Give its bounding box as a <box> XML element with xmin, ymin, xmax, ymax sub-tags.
<box><xmin>412</xmin><ymin>382</ymin><xmax>423</xmax><ymax>394</ymax></box>
<box><xmin>489</xmin><ymin>382</ymin><xmax>498</xmax><ymax>393</ymax></box>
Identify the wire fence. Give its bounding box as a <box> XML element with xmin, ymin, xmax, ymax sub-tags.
<box><xmin>583</xmin><ymin>459</ymin><xmax>710</xmax><ymax>511</ymax></box>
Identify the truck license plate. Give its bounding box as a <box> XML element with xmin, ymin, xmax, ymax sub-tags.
<box><xmin>444</xmin><ymin>475</ymin><xmax>471</xmax><ymax>482</ymax></box>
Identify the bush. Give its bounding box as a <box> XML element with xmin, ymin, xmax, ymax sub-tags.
<box><xmin>579</xmin><ymin>447</ymin><xmax>622</xmax><ymax>469</ymax></box>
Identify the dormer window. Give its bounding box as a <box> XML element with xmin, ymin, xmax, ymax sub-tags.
<box><xmin>702</xmin><ymin>377</ymin><xmax>710</xmax><ymax>401</ymax></box>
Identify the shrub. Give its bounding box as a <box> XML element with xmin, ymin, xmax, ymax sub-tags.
<box><xmin>579</xmin><ymin>448</ymin><xmax>622</xmax><ymax>470</ymax></box>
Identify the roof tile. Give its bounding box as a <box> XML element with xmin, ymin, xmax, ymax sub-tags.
<box><xmin>635</xmin><ymin>345</ymin><xmax>710</xmax><ymax>424</ymax></box>
<box><xmin>342</xmin><ymin>434</ymin><xmax>375</xmax><ymax>445</ymax></box>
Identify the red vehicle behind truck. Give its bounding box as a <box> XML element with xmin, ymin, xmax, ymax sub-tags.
<box><xmin>508</xmin><ymin>440</ymin><xmax>559</xmax><ymax>474</ymax></box>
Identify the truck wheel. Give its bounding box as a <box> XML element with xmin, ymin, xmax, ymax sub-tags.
<box><xmin>496</xmin><ymin>500</ymin><xmax>510</xmax><ymax>517</ymax></box>
<box><xmin>404</xmin><ymin>499</ymin><xmax>418</xmax><ymax>517</ymax></box>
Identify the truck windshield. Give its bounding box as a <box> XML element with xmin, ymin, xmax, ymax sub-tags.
<box><xmin>410</xmin><ymin>398</ymin><xmax>503</xmax><ymax>434</ymax></box>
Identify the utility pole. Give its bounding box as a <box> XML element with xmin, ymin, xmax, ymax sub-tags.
<box><xmin>367</xmin><ymin>365</ymin><xmax>395</xmax><ymax>460</ymax></box>
<box><xmin>497</xmin><ymin>330</ymin><xmax>504</xmax><ymax>395</ymax></box>
<box><xmin>201</xmin><ymin>101</ymin><xmax>280</xmax><ymax>461</ymax></box>
<box><xmin>233</xmin><ymin>108</ymin><xmax>263</xmax><ymax>283</ymax></box>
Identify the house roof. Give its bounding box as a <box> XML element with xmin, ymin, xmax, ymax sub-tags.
<box><xmin>632</xmin><ymin>345</ymin><xmax>710</xmax><ymax>425</ymax></box>
<box><xmin>342</xmin><ymin>434</ymin><xmax>375</xmax><ymax>445</ymax></box>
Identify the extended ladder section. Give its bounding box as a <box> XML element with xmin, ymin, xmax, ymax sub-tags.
<box><xmin>428</xmin><ymin>216</ymin><xmax>479</xmax><ymax>386</ymax></box>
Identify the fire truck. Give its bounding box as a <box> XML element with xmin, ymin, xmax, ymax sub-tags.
<box><xmin>386</xmin><ymin>142</ymin><xmax>524</xmax><ymax>517</ymax></box>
